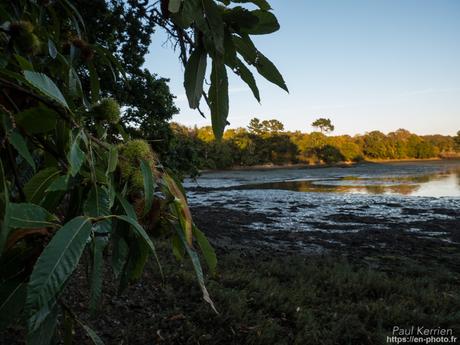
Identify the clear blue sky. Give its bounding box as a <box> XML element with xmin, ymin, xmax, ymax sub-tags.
<box><xmin>144</xmin><ymin>0</ymin><xmax>460</xmax><ymax>135</ymax></box>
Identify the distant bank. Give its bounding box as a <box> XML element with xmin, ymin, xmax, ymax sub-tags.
<box><xmin>166</xmin><ymin>122</ymin><xmax>460</xmax><ymax>176</ymax></box>
<box><xmin>200</xmin><ymin>157</ymin><xmax>460</xmax><ymax>173</ymax></box>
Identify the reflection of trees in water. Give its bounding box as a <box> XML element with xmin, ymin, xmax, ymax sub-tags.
<box><xmin>387</xmin><ymin>184</ymin><xmax>420</xmax><ymax>195</ymax></box>
<box><xmin>333</xmin><ymin>183</ymin><xmax>419</xmax><ymax>195</ymax></box>
<box><xmin>239</xmin><ymin>169</ymin><xmax>460</xmax><ymax>195</ymax></box>
<box><xmin>364</xmin><ymin>174</ymin><xmax>436</xmax><ymax>184</ymax></box>
<box><xmin>245</xmin><ymin>180</ymin><xmax>421</xmax><ymax>195</ymax></box>
<box><xmin>393</xmin><ymin>175</ymin><xmax>432</xmax><ymax>183</ymax></box>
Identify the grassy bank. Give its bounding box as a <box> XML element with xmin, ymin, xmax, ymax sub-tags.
<box><xmin>2</xmin><ymin>244</ymin><xmax>459</xmax><ymax>344</ymax></box>
<box><xmin>55</xmin><ymin>246</ymin><xmax>460</xmax><ymax>344</ymax></box>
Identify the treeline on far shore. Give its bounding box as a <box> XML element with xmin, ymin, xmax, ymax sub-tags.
<box><xmin>159</xmin><ymin>118</ymin><xmax>460</xmax><ymax>176</ymax></box>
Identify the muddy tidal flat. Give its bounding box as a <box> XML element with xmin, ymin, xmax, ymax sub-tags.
<box><xmin>186</xmin><ymin>160</ymin><xmax>460</xmax><ymax>265</ymax></box>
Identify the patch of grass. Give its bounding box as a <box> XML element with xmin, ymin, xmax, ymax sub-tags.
<box><xmin>3</xmin><ymin>245</ymin><xmax>458</xmax><ymax>345</ymax></box>
<box><xmin>134</xmin><ymin>248</ymin><xmax>460</xmax><ymax>345</ymax></box>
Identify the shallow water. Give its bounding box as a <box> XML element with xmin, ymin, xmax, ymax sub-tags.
<box><xmin>185</xmin><ymin>160</ymin><xmax>460</xmax><ymax>195</ymax></box>
<box><xmin>185</xmin><ymin>161</ymin><xmax>460</xmax><ymax>242</ymax></box>
<box><xmin>233</xmin><ymin>170</ymin><xmax>460</xmax><ymax>197</ymax></box>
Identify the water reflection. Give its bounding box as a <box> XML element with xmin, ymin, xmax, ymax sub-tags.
<box><xmin>236</xmin><ymin>169</ymin><xmax>460</xmax><ymax>197</ymax></box>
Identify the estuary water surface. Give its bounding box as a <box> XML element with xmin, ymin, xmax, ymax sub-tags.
<box><xmin>185</xmin><ymin>161</ymin><xmax>460</xmax><ymax>248</ymax></box>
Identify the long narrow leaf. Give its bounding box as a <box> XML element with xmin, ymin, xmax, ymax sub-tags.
<box><xmin>89</xmin><ymin>236</ymin><xmax>108</xmax><ymax>315</ymax></box>
<box><xmin>15</xmin><ymin>54</ymin><xmax>34</xmax><ymax>71</ymax></box>
<box><xmin>111</xmin><ymin>220</ymin><xmax>129</xmax><ymax>278</ymax></box>
<box><xmin>24</xmin><ymin>168</ymin><xmax>60</xmax><ymax>204</ymax></box>
<box><xmin>241</xmin><ymin>10</ymin><xmax>280</xmax><ymax>35</ymax></box>
<box><xmin>233</xmin><ymin>35</ymin><xmax>288</xmax><ymax>92</ymax></box>
<box><xmin>163</xmin><ymin>174</ymin><xmax>193</xmax><ymax>245</ymax></box>
<box><xmin>25</xmin><ymin>217</ymin><xmax>92</xmax><ymax>332</ymax></box>
<box><xmin>83</xmin><ymin>191</ymin><xmax>112</xmax><ymax>315</ymax></box>
<box><xmin>24</xmin><ymin>71</ymin><xmax>69</xmax><ymax>108</ymax></box>
<box><xmin>113</xmin><ymin>215</ymin><xmax>163</xmax><ymax>279</ymax></box>
<box><xmin>202</xmin><ymin>0</ymin><xmax>225</xmax><ymax>54</ymax></box>
<box><xmin>192</xmin><ymin>224</ymin><xmax>217</xmax><ymax>274</ymax></box>
<box><xmin>68</xmin><ymin>133</ymin><xmax>85</xmax><ymax>177</ymax></box>
<box><xmin>84</xmin><ymin>187</ymin><xmax>111</xmax><ymax>218</ymax></box>
<box><xmin>231</xmin><ymin>58</ymin><xmax>260</xmax><ymax>102</ymax></box>
<box><xmin>26</xmin><ymin>304</ymin><xmax>58</xmax><ymax>345</ymax></box>
<box><xmin>175</xmin><ymin>225</ymin><xmax>217</xmax><ymax>313</ymax></box>
<box><xmin>184</xmin><ymin>46</ymin><xmax>207</xmax><ymax>109</ymax></box>
<box><xmin>45</xmin><ymin>175</ymin><xmax>69</xmax><ymax>192</ymax></box>
<box><xmin>79</xmin><ymin>322</ymin><xmax>105</xmax><ymax>345</ymax></box>
<box><xmin>140</xmin><ymin>160</ymin><xmax>155</xmax><ymax>216</ymax></box>
<box><xmin>48</xmin><ymin>39</ymin><xmax>57</xmax><ymax>59</ymax></box>
<box><xmin>106</xmin><ymin>145</ymin><xmax>118</xmax><ymax>174</ymax></box>
<box><xmin>116</xmin><ymin>194</ymin><xmax>137</xmax><ymax>220</ymax></box>
<box><xmin>15</xmin><ymin>105</ymin><xmax>58</xmax><ymax>134</ymax></box>
<box><xmin>118</xmin><ymin>239</ymin><xmax>149</xmax><ymax>292</ymax></box>
<box><xmin>9</xmin><ymin>131</ymin><xmax>36</xmax><ymax>171</ymax></box>
<box><xmin>209</xmin><ymin>59</ymin><xmax>229</xmax><ymax>139</ymax></box>
<box><xmin>0</xmin><ymin>160</ymin><xmax>10</xmax><ymax>255</ymax></box>
<box><xmin>8</xmin><ymin>203</ymin><xmax>58</xmax><ymax>229</ymax></box>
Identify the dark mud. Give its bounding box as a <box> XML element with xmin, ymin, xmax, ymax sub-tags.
<box><xmin>191</xmin><ymin>204</ymin><xmax>460</xmax><ymax>273</ymax></box>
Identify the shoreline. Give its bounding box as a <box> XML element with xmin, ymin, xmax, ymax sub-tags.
<box><xmin>199</xmin><ymin>157</ymin><xmax>459</xmax><ymax>174</ymax></box>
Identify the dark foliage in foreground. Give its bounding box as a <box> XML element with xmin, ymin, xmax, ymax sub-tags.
<box><xmin>0</xmin><ymin>0</ymin><xmax>288</xmax><ymax>342</ymax></box>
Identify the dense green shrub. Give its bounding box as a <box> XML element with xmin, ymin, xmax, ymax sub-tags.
<box><xmin>0</xmin><ymin>0</ymin><xmax>286</xmax><ymax>343</ymax></box>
